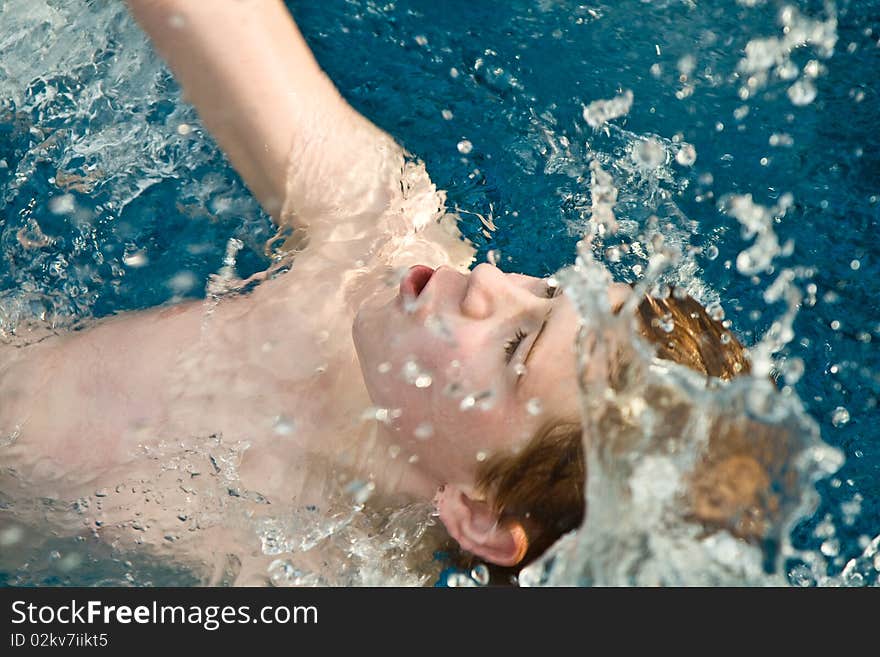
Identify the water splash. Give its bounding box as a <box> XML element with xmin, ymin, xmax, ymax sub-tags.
<box><xmin>520</xmin><ymin>248</ymin><xmax>843</xmax><ymax>586</ymax></box>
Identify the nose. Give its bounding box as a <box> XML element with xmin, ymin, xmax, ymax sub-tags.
<box><xmin>460</xmin><ymin>263</ymin><xmax>545</xmax><ymax>320</ymax></box>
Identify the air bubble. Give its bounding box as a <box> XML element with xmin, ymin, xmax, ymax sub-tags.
<box><xmin>705</xmin><ymin>245</ymin><xmax>719</xmax><ymax>260</ymax></box>
<box><xmin>441</xmin><ymin>109</ymin><xmax>453</xmax><ymax>120</ymax></box>
<box><xmin>457</xmin><ymin>139</ymin><xmax>473</xmax><ymax>154</ymax></box>
<box><xmin>177</xmin><ymin>123</ymin><xmax>193</xmax><ymax>135</ymax></box>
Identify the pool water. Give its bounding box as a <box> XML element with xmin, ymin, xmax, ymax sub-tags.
<box><xmin>0</xmin><ymin>0</ymin><xmax>878</xmax><ymax>585</ymax></box>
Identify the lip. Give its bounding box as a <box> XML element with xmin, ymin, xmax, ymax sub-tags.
<box><xmin>399</xmin><ymin>265</ymin><xmax>435</xmax><ymax>301</ymax></box>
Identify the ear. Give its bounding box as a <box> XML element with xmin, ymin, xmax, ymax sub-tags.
<box><xmin>434</xmin><ymin>484</ymin><xmax>529</xmax><ymax>567</ymax></box>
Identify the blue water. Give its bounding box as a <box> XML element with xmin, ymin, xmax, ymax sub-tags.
<box><xmin>1</xmin><ymin>0</ymin><xmax>878</xmax><ymax>585</ymax></box>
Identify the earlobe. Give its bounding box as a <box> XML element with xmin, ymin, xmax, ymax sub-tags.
<box><xmin>434</xmin><ymin>484</ymin><xmax>529</xmax><ymax>567</ymax></box>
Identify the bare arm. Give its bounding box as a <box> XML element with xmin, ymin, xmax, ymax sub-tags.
<box><xmin>127</xmin><ymin>0</ymin><xmax>404</xmax><ymax>235</ymax></box>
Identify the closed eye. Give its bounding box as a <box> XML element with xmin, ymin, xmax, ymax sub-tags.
<box><xmin>504</xmin><ymin>329</ymin><xmax>528</xmax><ymax>364</ymax></box>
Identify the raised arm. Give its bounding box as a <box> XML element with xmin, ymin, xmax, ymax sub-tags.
<box><xmin>127</xmin><ymin>0</ymin><xmax>404</xmax><ymax>234</ymax></box>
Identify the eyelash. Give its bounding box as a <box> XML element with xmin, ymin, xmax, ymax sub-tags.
<box><xmin>504</xmin><ymin>329</ymin><xmax>528</xmax><ymax>364</ymax></box>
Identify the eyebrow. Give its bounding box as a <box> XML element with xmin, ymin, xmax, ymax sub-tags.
<box><xmin>517</xmin><ymin>305</ymin><xmax>554</xmax><ymax>387</ymax></box>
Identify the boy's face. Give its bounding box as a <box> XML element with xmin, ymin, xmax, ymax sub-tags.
<box><xmin>352</xmin><ymin>263</ymin><xmax>584</xmax><ymax>484</ymax></box>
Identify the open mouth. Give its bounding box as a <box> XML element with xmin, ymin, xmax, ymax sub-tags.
<box><xmin>400</xmin><ymin>265</ymin><xmax>435</xmax><ymax>300</ymax></box>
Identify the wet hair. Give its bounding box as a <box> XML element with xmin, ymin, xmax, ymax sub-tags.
<box><xmin>471</xmin><ymin>289</ymin><xmax>757</xmax><ymax>578</ymax></box>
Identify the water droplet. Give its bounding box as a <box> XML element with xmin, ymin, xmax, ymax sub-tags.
<box><xmin>273</xmin><ymin>415</ymin><xmax>295</xmax><ymax>436</ymax></box>
<box><xmin>388</xmin><ymin>445</ymin><xmax>401</xmax><ymax>459</ymax></box>
<box><xmin>167</xmin><ymin>271</ymin><xmax>197</xmax><ymax>294</ymax></box>
<box><xmin>706</xmin><ymin>301</ymin><xmax>725</xmax><ymax>322</ymax></box>
<box><xmin>459</xmin><ymin>395</ymin><xmax>477</xmax><ymax>411</ymax></box>
<box><xmin>49</xmin><ymin>194</ymin><xmax>75</xmax><ymax>214</ymax></box>
<box><xmin>850</xmin><ymin>259</ymin><xmax>860</xmax><ymax>270</ymax></box>
<box><xmin>457</xmin><ymin>139</ymin><xmax>473</xmax><ymax>155</ymax></box>
<box><xmin>414</xmin><ymin>34</ymin><xmax>428</xmax><ymax>47</ymax></box>
<box><xmin>0</xmin><ymin>525</ymin><xmax>24</xmax><ymax>547</ymax></box>
<box><xmin>441</xmin><ymin>109</ymin><xmax>453</xmax><ymax>120</ymax></box>
<box><xmin>733</xmin><ymin>105</ymin><xmax>750</xmax><ymax>121</ymax></box>
<box><xmin>362</xmin><ymin>406</ymin><xmax>392</xmax><ymax>424</ymax></box>
<box><xmin>582</xmin><ymin>90</ymin><xmax>633</xmax><ymax>129</ymax></box>
<box><xmin>414</xmin><ymin>422</ymin><xmax>434</xmax><ymax>440</ymax></box>
<box><xmin>675</xmin><ymin>143</ymin><xmax>697</xmax><ymax>166</ymax></box>
<box><xmin>475</xmin><ymin>450</ymin><xmax>488</xmax><ymax>462</ymax></box>
<box><xmin>348</xmin><ymin>480</ymin><xmax>376</xmax><ymax>505</ymax></box>
<box><xmin>788</xmin><ymin>79</ymin><xmax>817</xmax><ymax>106</ymax></box>
<box><xmin>470</xmin><ymin>564</ymin><xmax>490</xmax><ymax>586</ymax></box>
<box><xmin>449</xmin><ymin>67</ymin><xmax>460</xmax><ymax>78</ymax></box>
<box><xmin>526</xmin><ymin>398</ymin><xmax>543</xmax><ymax>415</ymax></box>
<box><xmin>415</xmin><ymin>374</ymin><xmax>432</xmax><ymax>388</ymax></box>
<box><xmin>168</xmin><ymin>13</ymin><xmax>186</xmax><ymax>28</ymax></box>
<box><xmin>58</xmin><ymin>552</ymin><xmax>82</xmax><ymax>572</ymax></box>
<box><xmin>655</xmin><ymin>313</ymin><xmax>674</xmax><ymax>333</ymax></box>
<box><xmin>177</xmin><ymin>123</ymin><xmax>193</xmax><ymax>135</ymax></box>
<box><xmin>820</xmin><ymin>538</ymin><xmax>840</xmax><ymax>557</ymax></box>
<box><xmin>377</xmin><ymin>362</ymin><xmax>392</xmax><ymax>374</ymax></box>
<box><xmin>633</xmin><ymin>138</ymin><xmax>666</xmax><ymax>169</ymax></box>
<box><xmin>446</xmin><ymin>572</ymin><xmax>476</xmax><ymax>587</ymax></box>
<box><xmin>513</xmin><ymin>362</ymin><xmax>527</xmax><ymax>377</ymax></box>
<box><xmin>769</xmin><ymin>133</ymin><xmax>794</xmax><ymax>147</ymax></box>
<box><xmin>831</xmin><ymin>407</ymin><xmax>850</xmax><ymax>427</ymax></box>
<box><xmin>830</xmin><ymin>320</ymin><xmax>840</xmax><ymax>331</ymax></box>
<box><xmin>123</xmin><ymin>247</ymin><xmax>148</xmax><ymax>268</ymax></box>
